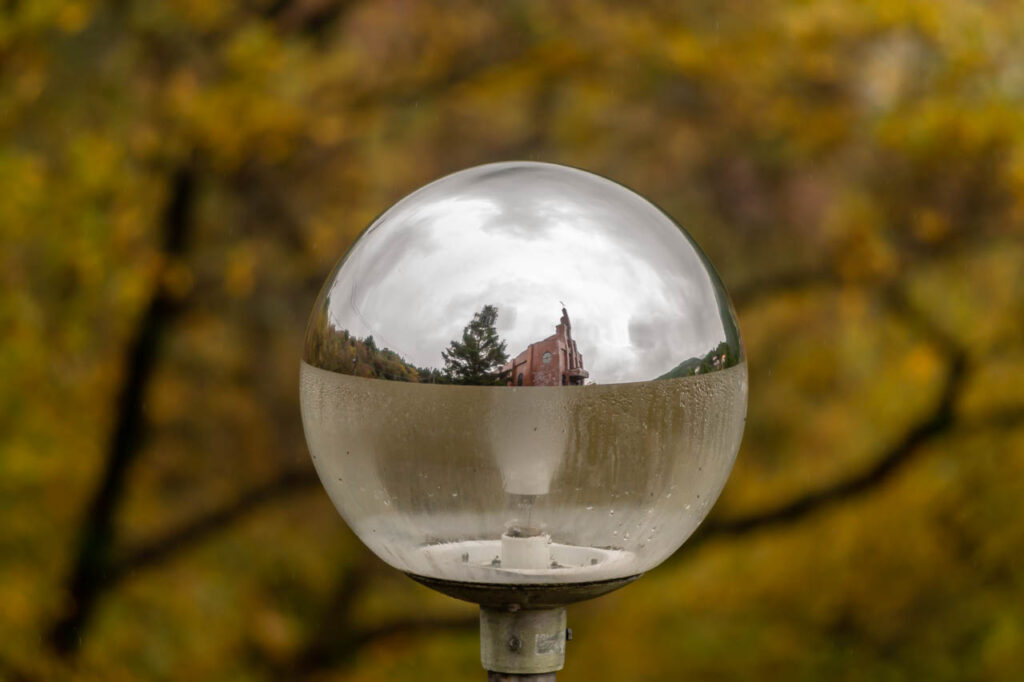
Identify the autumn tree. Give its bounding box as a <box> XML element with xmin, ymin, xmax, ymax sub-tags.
<box><xmin>442</xmin><ymin>305</ymin><xmax>510</xmax><ymax>386</ymax></box>
<box><xmin>2</xmin><ymin>1</ymin><xmax>1023</xmax><ymax>681</ymax></box>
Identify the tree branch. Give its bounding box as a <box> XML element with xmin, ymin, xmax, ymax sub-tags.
<box><xmin>48</xmin><ymin>160</ymin><xmax>199</xmax><ymax>656</ymax></box>
<box><xmin>279</xmin><ymin>557</ymin><xmax>374</xmax><ymax>680</ymax></box>
<box><xmin>107</xmin><ymin>467</ymin><xmax>319</xmax><ymax>584</ymax></box>
<box><xmin>270</xmin><ymin>549</ymin><xmax>478</xmax><ymax>681</ymax></box>
<box><xmin>727</xmin><ymin>232</ymin><xmax>1024</xmax><ymax>311</ymax></box>
<box><xmin>348</xmin><ymin>613</ymin><xmax>478</xmax><ymax>649</ymax></box>
<box><xmin>675</xmin><ymin>288</ymin><xmax>968</xmax><ymax>557</ymax></box>
<box><xmin>268</xmin><ymin>0</ymin><xmax>357</xmax><ymax>39</ymax></box>
<box><xmin>957</xmin><ymin>406</ymin><xmax>1024</xmax><ymax>434</ymax></box>
<box><xmin>0</xmin><ymin>654</ymin><xmax>41</xmax><ymax>682</ymax></box>
<box><xmin>701</xmin><ymin>353</ymin><xmax>964</xmax><ymax>541</ymax></box>
<box><xmin>730</xmin><ymin>267</ymin><xmax>838</xmax><ymax>308</ymax></box>
<box><xmin>285</xmin><ymin>609</ymin><xmax>477</xmax><ymax>680</ymax></box>
<box><xmin>44</xmin><ymin>31</ymin><xmax>538</xmax><ymax>660</ymax></box>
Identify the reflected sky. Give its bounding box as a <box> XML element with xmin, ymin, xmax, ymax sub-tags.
<box><xmin>318</xmin><ymin>162</ymin><xmax>739</xmax><ymax>384</ymax></box>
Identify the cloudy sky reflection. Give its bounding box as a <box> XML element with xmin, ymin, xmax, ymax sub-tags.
<box><xmin>324</xmin><ymin>162</ymin><xmax>735</xmax><ymax>384</ymax></box>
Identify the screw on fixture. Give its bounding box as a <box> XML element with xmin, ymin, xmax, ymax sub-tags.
<box><xmin>508</xmin><ymin>636</ymin><xmax>522</xmax><ymax>652</ymax></box>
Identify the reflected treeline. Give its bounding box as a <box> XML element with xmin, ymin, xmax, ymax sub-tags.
<box><xmin>656</xmin><ymin>341</ymin><xmax>742</xmax><ymax>380</ymax></box>
<box><xmin>304</xmin><ymin>301</ymin><xmax>440</xmax><ymax>382</ymax></box>
<box><xmin>304</xmin><ymin>302</ymin><xmax>512</xmax><ymax>384</ymax></box>
<box><xmin>304</xmin><ymin>326</ymin><xmax>439</xmax><ymax>382</ymax></box>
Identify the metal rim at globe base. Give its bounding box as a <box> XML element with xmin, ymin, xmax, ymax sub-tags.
<box><xmin>405</xmin><ymin>573</ymin><xmax>642</xmax><ymax>609</ymax></box>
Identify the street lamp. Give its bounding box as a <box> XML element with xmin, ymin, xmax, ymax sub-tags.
<box><xmin>300</xmin><ymin>162</ymin><xmax>747</xmax><ymax>679</ymax></box>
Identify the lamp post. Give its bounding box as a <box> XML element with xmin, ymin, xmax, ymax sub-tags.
<box><xmin>300</xmin><ymin>162</ymin><xmax>747</xmax><ymax>679</ymax></box>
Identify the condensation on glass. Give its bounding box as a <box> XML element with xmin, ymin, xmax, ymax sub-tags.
<box><xmin>300</xmin><ymin>161</ymin><xmax>747</xmax><ymax>589</ymax></box>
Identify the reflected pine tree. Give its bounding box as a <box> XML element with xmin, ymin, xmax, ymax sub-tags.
<box><xmin>442</xmin><ymin>304</ymin><xmax>511</xmax><ymax>386</ymax></box>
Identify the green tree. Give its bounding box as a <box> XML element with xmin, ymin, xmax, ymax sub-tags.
<box><xmin>442</xmin><ymin>305</ymin><xmax>510</xmax><ymax>386</ymax></box>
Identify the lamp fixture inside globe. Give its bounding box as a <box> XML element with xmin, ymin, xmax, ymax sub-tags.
<box><xmin>299</xmin><ymin>161</ymin><xmax>747</xmax><ymax>678</ymax></box>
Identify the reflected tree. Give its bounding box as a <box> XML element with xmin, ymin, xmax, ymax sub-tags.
<box><xmin>442</xmin><ymin>305</ymin><xmax>511</xmax><ymax>386</ymax></box>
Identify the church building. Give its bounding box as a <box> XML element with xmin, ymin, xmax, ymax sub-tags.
<box><xmin>503</xmin><ymin>308</ymin><xmax>588</xmax><ymax>387</ymax></box>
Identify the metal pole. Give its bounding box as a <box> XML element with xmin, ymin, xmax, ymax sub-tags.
<box><xmin>480</xmin><ymin>606</ymin><xmax>567</xmax><ymax>679</ymax></box>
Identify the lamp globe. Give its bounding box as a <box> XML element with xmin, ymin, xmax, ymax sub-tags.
<box><xmin>300</xmin><ymin>162</ymin><xmax>747</xmax><ymax>679</ymax></box>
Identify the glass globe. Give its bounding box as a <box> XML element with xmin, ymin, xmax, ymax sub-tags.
<box><xmin>300</xmin><ymin>161</ymin><xmax>746</xmax><ymax>605</ymax></box>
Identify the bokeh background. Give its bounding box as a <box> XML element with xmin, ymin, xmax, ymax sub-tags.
<box><xmin>3</xmin><ymin>1</ymin><xmax>1024</xmax><ymax>680</ymax></box>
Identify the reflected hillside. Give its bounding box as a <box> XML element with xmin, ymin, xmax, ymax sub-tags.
<box><xmin>657</xmin><ymin>341</ymin><xmax>742</xmax><ymax>380</ymax></box>
<box><xmin>305</xmin><ymin>296</ymin><xmax>442</xmax><ymax>382</ymax></box>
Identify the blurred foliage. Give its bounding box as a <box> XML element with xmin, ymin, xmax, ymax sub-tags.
<box><xmin>1</xmin><ymin>0</ymin><xmax>1023</xmax><ymax>680</ymax></box>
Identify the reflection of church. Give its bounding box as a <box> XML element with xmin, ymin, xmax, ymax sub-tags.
<box><xmin>503</xmin><ymin>308</ymin><xmax>589</xmax><ymax>386</ymax></box>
